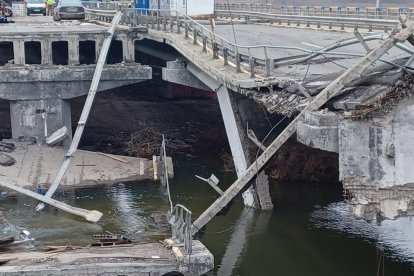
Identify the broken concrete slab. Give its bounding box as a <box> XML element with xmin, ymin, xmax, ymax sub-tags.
<box><xmin>0</xmin><ymin>240</ymin><xmax>213</xmax><ymax>275</ymax></box>
<box><xmin>297</xmin><ymin>110</ymin><xmax>339</xmax><ymax>153</ymax></box>
<box><xmin>0</xmin><ymin>141</ymin><xmax>159</xmax><ymax>188</ymax></box>
<box><xmin>46</xmin><ymin>126</ymin><xmax>69</xmax><ymax>146</ymax></box>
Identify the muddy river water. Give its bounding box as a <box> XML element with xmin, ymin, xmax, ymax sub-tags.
<box><xmin>0</xmin><ymin>156</ymin><xmax>413</xmax><ymax>275</ymax></box>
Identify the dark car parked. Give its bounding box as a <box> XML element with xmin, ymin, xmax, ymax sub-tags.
<box><xmin>53</xmin><ymin>0</ymin><xmax>85</xmax><ymax>21</ymax></box>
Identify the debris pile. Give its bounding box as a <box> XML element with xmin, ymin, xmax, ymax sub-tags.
<box><xmin>125</xmin><ymin>129</ymin><xmax>192</xmax><ymax>157</ymax></box>
<box><xmin>245</xmin><ymin>85</ymin><xmax>308</xmax><ymax>117</ymax></box>
<box><xmin>0</xmin><ymin>141</ymin><xmax>15</xmax><ymax>166</ymax></box>
<box><xmin>345</xmin><ymin>74</ymin><xmax>414</xmax><ymax>120</ymax></box>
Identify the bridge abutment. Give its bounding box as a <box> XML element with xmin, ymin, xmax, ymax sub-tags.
<box><xmin>10</xmin><ymin>98</ymin><xmax>72</xmax><ymax>145</ymax></box>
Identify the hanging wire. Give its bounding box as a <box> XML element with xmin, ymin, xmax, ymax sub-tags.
<box><xmin>226</xmin><ymin>0</ymin><xmax>238</xmax><ymax>45</ymax></box>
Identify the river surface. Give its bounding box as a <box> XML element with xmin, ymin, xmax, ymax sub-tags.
<box><xmin>0</xmin><ymin>156</ymin><xmax>413</xmax><ymax>275</ymax></box>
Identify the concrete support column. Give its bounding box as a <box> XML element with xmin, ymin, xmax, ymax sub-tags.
<box><xmin>42</xmin><ymin>38</ymin><xmax>52</xmax><ymax>65</ymax></box>
<box><xmin>10</xmin><ymin>98</ymin><xmax>72</xmax><ymax>146</ymax></box>
<box><xmin>68</xmin><ymin>37</ymin><xmax>79</xmax><ymax>65</ymax></box>
<box><xmin>123</xmin><ymin>37</ymin><xmax>135</xmax><ymax>63</ymax></box>
<box><xmin>13</xmin><ymin>39</ymin><xmax>25</xmax><ymax>65</ymax></box>
<box><xmin>216</xmin><ymin>86</ymin><xmax>257</xmax><ymax>208</ymax></box>
<box><xmin>95</xmin><ymin>37</ymin><xmax>104</xmax><ymax>63</ymax></box>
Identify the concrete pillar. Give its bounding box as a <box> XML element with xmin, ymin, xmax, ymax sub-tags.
<box><xmin>42</xmin><ymin>38</ymin><xmax>52</xmax><ymax>65</ymax></box>
<box><xmin>10</xmin><ymin>98</ymin><xmax>72</xmax><ymax>146</ymax></box>
<box><xmin>68</xmin><ymin>37</ymin><xmax>79</xmax><ymax>65</ymax></box>
<box><xmin>123</xmin><ymin>37</ymin><xmax>135</xmax><ymax>63</ymax></box>
<box><xmin>13</xmin><ymin>39</ymin><xmax>25</xmax><ymax>65</ymax></box>
<box><xmin>95</xmin><ymin>37</ymin><xmax>104</xmax><ymax>63</ymax></box>
<box><xmin>216</xmin><ymin>86</ymin><xmax>257</xmax><ymax>208</ymax></box>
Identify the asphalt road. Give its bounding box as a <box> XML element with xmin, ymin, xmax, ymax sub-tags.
<box><xmin>1</xmin><ymin>15</ymin><xmax>106</xmax><ymax>34</ymax></box>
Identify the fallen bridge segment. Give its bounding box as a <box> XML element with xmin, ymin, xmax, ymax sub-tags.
<box><xmin>191</xmin><ymin>20</ymin><xmax>414</xmax><ymax>234</ymax></box>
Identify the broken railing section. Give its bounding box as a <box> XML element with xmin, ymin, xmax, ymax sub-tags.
<box><xmin>159</xmin><ymin>134</ymin><xmax>173</xmax><ymax>213</ymax></box>
<box><xmin>168</xmin><ymin>204</ymin><xmax>192</xmax><ymax>255</ymax></box>
<box><xmin>191</xmin><ymin>20</ymin><xmax>414</xmax><ymax>235</ymax></box>
<box><xmin>159</xmin><ymin>137</ymin><xmax>193</xmax><ymax>255</ymax></box>
<box><xmin>35</xmin><ymin>12</ymin><xmax>122</xmax><ymax>212</ymax></box>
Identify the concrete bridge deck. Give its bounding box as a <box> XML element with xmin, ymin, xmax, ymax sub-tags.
<box><xmin>0</xmin><ymin>240</ymin><xmax>213</xmax><ymax>275</ymax></box>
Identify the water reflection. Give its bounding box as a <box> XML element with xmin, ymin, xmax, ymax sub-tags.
<box><xmin>0</xmin><ymin>181</ymin><xmax>170</xmax><ymax>247</ymax></box>
<box><xmin>0</xmin><ymin>157</ymin><xmax>413</xmax><ymax>275</ymax></box>
<box><xmin>311</xmin><ymin>202</ymin><xmax>414</xmax><ymax>263</ymax></box>
<box><xmin>217</xmin><ymin>209</ymin><xmax>271</xmax><ymax>276</ymax></box>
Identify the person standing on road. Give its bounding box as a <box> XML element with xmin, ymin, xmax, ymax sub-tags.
<box><xmin>47</xmin><ymin>0</ymin><xmax>53</xmax><ymax>16</ymax></box>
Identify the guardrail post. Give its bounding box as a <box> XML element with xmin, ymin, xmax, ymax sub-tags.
<box><xmin>249</xmin><ymin>57</ymin><xmax>255</xmax><ymax>78</ymax></box>
<box><xmin>296</xmin><ymin>20</ymin><xmax>300</xmax><ymax>26</ymax></box>
<box><xmin>369</xmin><ymin>25</ymin><xmax>373</xmax><ymax>32</ymax></box>
<box><xmin>151</xmin><ymin>15</ymin><xmax>155</xmax><ymax>29</ymax></box>
<box><xmin>306</xmin><ymin>21</ymin><xmax>310</xmax><ymax>27</ymax></box>
<box><xmin>202</xmin><ymin>35</ymin><xmax>207</xmax><ymax>52</ymax></box>
<box><xmin>157</xmin><ymin>14</ymin><xmax>160</xmax><ymax>30</ymax></box>
<box><xmin>248</xmin><ymin>49</ymin><xmax>255</xmax><ymax>78</ymax></box>
<box><xmin>177</xmin><ymin>18</ymin><xmax>181</xmax><ymax>34</ymax></box>
<box><xmin>223</xmin><ymin>47</ymin><xmax>229</xmax><ymax>65</ymax></box>
<box><xmin>264</xmin><ymin>47</ymin><xmax>270</xmax><ymax>77</ymax></box>
<box><xmin>212</xmin><ymin>42</ymin><xmax>218</xmax><ymax>59</ymax></box>
<box><xmin>163</xmin><ymin>16</ymin><xmax>167</xmax><ymax>31</ymax></box>
<box><xmin>341</xmin><ymin>23</ymin><xmax>345</xmax><ymax>30</ymax></box>
<box><xmin>184</xmin><ymin>22</ymin><xmax>189</xmax><ymax>39</ymax></box>
<box><xmin>193</xmin><ymin>28</ymin><xmax>198</xmax><ymax>45</ymax></box>
<box><xmin>236</xmin><ymin>50</ymin><xmax>241</xmax><ymax>73</ymax></box>
<box><xmin>170</xmin><ymin>15</ymin><xmax>173</xmax><ymax>33</ymax></box>
<box><xmin>329</xmin><ymin>22</ymin><xmax>332</xmax><ymax>29</ymax></box>
<box><xmin>317</xmin><ymin>21</ymin><xmax>321</xmax><ymax>28</ymax></box>
<box><xmin>185</xmin><ymin>211</ymin><xmax>192</xmax><ymax>254</ymax></box>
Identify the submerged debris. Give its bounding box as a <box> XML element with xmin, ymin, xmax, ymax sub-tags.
<box><xmin>92</xmin><ymin>233</ymin><xmax>132</xmax><ymax>247</ymax></box>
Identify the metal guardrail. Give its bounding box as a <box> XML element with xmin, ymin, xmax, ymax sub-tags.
<box><xmin>215</xmin><ymin>10</ymin><xmax>398</xmax><ymax>32</ymax></box>
<box><xmin>83</xmin><ymin>6</ymin><xmax>414</xmax><ymax>78</ymax></box>
<box><xmin>169</xmin><ymin>204</ymin><xmax>192</xmax><ymax>255</ymax></box>
<box><xmin>215</xmin><ymin>3</ymin><xmax>414</xmax><ymax>20</ymax></box>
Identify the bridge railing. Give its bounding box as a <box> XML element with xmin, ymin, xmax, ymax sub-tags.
<box><xmin>169</xmin><ymin>204</ymin><xmax>192</xmax><ymax>255</ymax></box>
<box><xmin>215</xmin><ymin>3</ymin><xmax>414</xmax><ymax>20</ymax></box>
<box><xmin>83</xmin><ymin>6</ymin><xmax>413</xmax><ymax>78</ymax></box>
<box><xmin>214</xmin><ymin>10</ymin><xmax>398</xmax><ymax>32</ymax></box>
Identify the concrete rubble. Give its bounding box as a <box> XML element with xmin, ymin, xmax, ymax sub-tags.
<box><xmin>290</xmin><ymin>65</ymin><xmax>414</xmax><ymax>221</ymax></box>
<box><xmin>0</xmin><ymin>141</ymin><xmax>164</xmax><ymax>188</ymax></box>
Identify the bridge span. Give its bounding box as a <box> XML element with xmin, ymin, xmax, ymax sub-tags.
<box><xmin>1</xmin><ymin>8</ymin><xmax>414</xmax><ymax>275</ymax></box>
